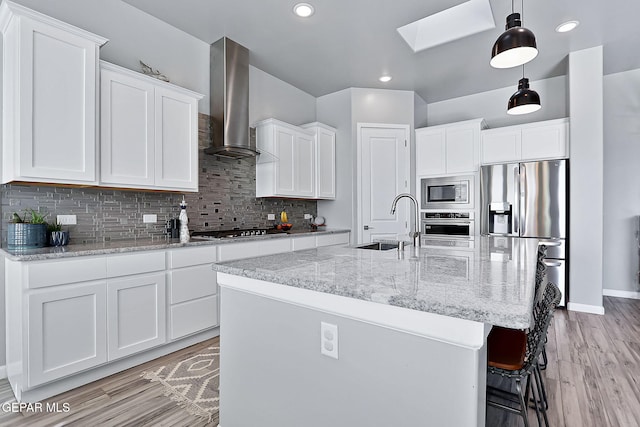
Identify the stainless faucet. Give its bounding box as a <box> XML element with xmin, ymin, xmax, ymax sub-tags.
<box><xmin>390</xmin><ymin>193</ymin><xmax>421</xmax><ymax>248</ymax></box>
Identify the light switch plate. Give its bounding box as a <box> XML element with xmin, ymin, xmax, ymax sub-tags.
<box><xmin>56</xmin><ymin>215</ymin><xmax>77</xmax><ymax>225</ymax></box>
<box><xmin>143</xmin><ymin>214</ymin><xmax>157</xmax><ymax>223</ymax></box>
<box><xmin>267</xmin><ymin>214</ymin><xmax>275</xmax><ymax>220</ymax></box>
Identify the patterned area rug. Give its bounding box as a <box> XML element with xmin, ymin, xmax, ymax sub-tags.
<box><xmin>142</xmin><ymin>345</ymin><xmax>220</xmax><ymax>424</ymax></box>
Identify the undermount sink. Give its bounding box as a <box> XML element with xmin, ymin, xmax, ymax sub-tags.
<box><xmin>356</xmin><ymin>242</ymin><xmax>399</xmax><ymax>251</ymax></box>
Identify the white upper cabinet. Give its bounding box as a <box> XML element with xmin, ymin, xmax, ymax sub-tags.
<box><xmin>101</xmin><ymin>65</ymin><xmax>155</xmax><ymax>187</ymax></box>
<box><xmin>100</xmin><ymin>62</ymin><xmax>202</xmax><ymax>192</ymax></box>
<box><xmin>302</xmin><ymin>122</ymin><xmax>337</xmax><ymax>199</ymax></box>
<box><xmin>257</xmin><ymin>118</ymin><xmax>337</xmax><ymax>199</ymax></box>
<box><xmin>481</xmin><ymin>118</ymin><xmax>569</xmax><ymax>165</ymax></box>
<box><xmin>415</xmin><ymin>119</ymin><xmax>486</xmax><ymax>177</ymax></box>
<box><xmin>0</xmin><ymin>1</ymin><xmax>107</xmax><ymax>185</ymax></box>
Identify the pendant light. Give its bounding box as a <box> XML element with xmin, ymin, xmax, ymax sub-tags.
<box><xmin>490</xmin><ymin>0</ymin><xmax>537</xmax><ymax>69</ymax></box>
<box><xmin>507</xmin><ymin>66</ymin><xmax>541</xmax><ymax>115</ymax></box>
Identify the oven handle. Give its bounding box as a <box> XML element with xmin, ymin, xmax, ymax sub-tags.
<box><xmin>423</xmin><ymin>221</ymin><xmax>472</xmax><ymax>226</ymax></box>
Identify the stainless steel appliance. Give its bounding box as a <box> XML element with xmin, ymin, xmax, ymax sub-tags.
<box><xmin>191</xmin><ymin>228</ymin><xmax>276</xmax><ymax>239</ymax></box>
<box><xmin>422</xmin><ymin>212</ymin><xmax>475</xmax><ymax>240</ymax></box>
<box><xmin>480</xmin><ymin>159</ymin><xmax>568</xmax><ymax>305</ymax></box>
<box><xmin>205</xmin><ymin>37</ymin><xmax>259</xmax><ymax>158</ymax></box>
<box><xmin>420</xmin><ymin>175</ymin><xmax>474</xmax><ymax>210</ymax></box>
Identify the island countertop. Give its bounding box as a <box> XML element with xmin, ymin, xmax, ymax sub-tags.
<box><xmin>214</xmin><ymin>236</ymin><xmax>539</xmax><ymax>329</ymax></box>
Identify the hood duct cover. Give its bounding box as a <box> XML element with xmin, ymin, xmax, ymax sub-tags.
<box><xmin>205</xmin><ymin>37</ymin><xmax>259</xmax><ymax>158</ymax></box>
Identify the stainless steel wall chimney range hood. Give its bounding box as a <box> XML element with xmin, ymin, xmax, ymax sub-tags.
<box><xmin>205</xmin><ymin>37</ymin><xmax>259</xmax><ymax>158</ymax></box>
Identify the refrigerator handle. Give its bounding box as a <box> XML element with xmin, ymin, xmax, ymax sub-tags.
<box><xmin>513</xmin><ymin>166</ymin><xmax>519</xmax><ymax>235</ymax></box>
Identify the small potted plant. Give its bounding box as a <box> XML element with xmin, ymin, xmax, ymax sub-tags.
<box><xmin>47</xmin><ymin>220</ymin><xmax>69</xmax><ymax>247</ymax></box>
<box><xmin>7</xmin><ymin>208</ymin><xmax>49</xmax><ymax>249</ymax></box>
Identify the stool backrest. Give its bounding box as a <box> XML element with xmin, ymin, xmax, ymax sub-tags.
<box><xmin>524</xmin><ymin>282</ymin><xmax>561</xmax><ymax>372</ymax></box>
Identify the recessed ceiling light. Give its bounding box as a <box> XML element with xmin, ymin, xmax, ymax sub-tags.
<box><xmin>379</xmin><ymin>76</ymin><xmax>392</xmax><ymax>83</ymax></box>
<box><xmin>293</xmin><ymin>3</ymin><xmax>315</xmax><ymax>18</ymax></box>
<box><xmin>555</xmin><ymin>20</ymin><xmax>579</xmax><ymax>33</ymax></box>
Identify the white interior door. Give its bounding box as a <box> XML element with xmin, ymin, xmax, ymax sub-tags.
<box><xmin>358</xmin><ymin>124</ymin><xmax>410</xmax><ymax>244</ymax></box>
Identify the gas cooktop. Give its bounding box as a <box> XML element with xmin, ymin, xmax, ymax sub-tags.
<box><xmin>191</xmin><ymin>228</ymin><xmax>285</xmax><ymax>239</ymax></box>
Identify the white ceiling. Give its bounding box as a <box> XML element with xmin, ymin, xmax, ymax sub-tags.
<box><xmin>123</xmin><ymin>0</ymin><xmax>640</xmax><ymax>103</ymax></box>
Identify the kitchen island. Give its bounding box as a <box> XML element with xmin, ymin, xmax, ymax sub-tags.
<box><xmin>214</xmin><ymin>236</ymin><xmax>539</xmax><ymax>427</ymax></box>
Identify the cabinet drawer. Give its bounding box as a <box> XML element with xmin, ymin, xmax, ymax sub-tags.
<box><xmin>291</xmin><ymin>236</ymin><xmax>316</xmax><ymax>251</ymax></box>
<box><xmin>27</xmin><ymin>256</ymin><xmax>106</xmax><ymax>289</ymax></box>
<box><xmin>170</xmin><ymin>295</ymin><xmax>218</xmax><ymax>340</ymax></box>
<box><xmin>316</xmin><ymin>233</ymin><xmax>349</xmax><ymax>247</ymax></box>
<box><xmin>106</xmin><ymin>251</ymin><xmax>165</xmax><ymax>277</ymax></box>
<box><xmin>217</xmin><ymin>239</ymin><xmax>291</xmax><ymax>262</ymax></box>
<box><xmin>169</xmin><ymin>264</ymin><xmax>217</xmax><ymax>304</ymax></box>
<box><xmin>168</xmin><ymin>246</ymin><xmax>217</xmax><ymax>268</ymax></box>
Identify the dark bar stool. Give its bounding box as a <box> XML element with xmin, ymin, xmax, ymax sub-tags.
<box><xmin>486</xmin><ymin>282</ymin><xmax>561</xmax><ymax>427</ymax></box>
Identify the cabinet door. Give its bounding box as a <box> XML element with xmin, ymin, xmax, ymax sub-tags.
<box><xmin>28</xmin><ymin>281</ymin><xmax>107</xmax><ymax>387</ymax></box>
<box><xmin>17</xmin><ymin>19</ymin><xmax>98</xmax><ymax>183</ymax></box>
<box><xmin>107</xmin><ymin>272</ymin><xmax>166</xmax><ymax>361</ymax></box>
<box><xmin>446</xmin><ymin>126</ymin><xmax>476</xmax><ymax>174</ymax></box>
<box><xmin>316</xmin><ymin>128</ymin><xmax>336</xmax><ymax>199</ymax></box>
<box><xmin>169</xmin><ymin>264</ymin><xmax>218</xmax><ymax>340</ymax></box>
<box><xmin>521</xmin><ymin>121</ymin><xmax>568</xmax><ymax>161</ymax></box>
<box><xmin>416</xmin><ymin>129</ymin><xmax>446</xmax><ymax>176</ymax></box>
<box><xmin>154</xmin><ymin>87</ymin><xmax>199</xmax><ymax>191</ymax></box>
<box><xmin>274</xmin><ymin>126</ymin><xmax>297</xmax><ymax>195</ymax></box>
<box><xmin>481</xmin><ymin>128</ymin><xmax>522</xmax><ymax>164</ymax></box>
<box><xmin>100</xmin><ymin>68</ymin><xmax>155</xmax><ymax>186</ymax></box>
<box><xmin>295</xmin><ymin>132</ymin><xmax>315</xmax><ymax>197</ymax></box>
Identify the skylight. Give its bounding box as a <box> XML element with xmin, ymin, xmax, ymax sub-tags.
<box><xmin>397</xmin><ymin>0</ymin><xmax>495</xmax><ymax>53</ymax></box>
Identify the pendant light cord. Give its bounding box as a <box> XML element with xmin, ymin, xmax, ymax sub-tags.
<box><xmin>511</xmin><ymin>0</ymin><xmax>514</xmax><ymax>14</ymax></box>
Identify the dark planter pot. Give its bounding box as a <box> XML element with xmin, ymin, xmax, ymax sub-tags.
<box><xmin>7</xmin><ymin>223</ymin><xmax>47</xmax><ymax>249</ymax></box>
<box><xmin>49</xmin><ymin>231</ymin><xmax>69</xmax><ymax>247</ymax></box>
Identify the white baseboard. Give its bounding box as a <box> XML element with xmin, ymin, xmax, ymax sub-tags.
<box><xmin>0</xmin><ymin>365</ymin><xmax>6</xmax><ymax>379</ymax></box>
<box><xmin>567</xmin><ymin>302</ymin><xmax>605</xmax><ymax>315</ymax></box>
<box><xmin>603</xmin><ymin>288</ymin><xmax>640</xmax><ymax>300</ymax></box>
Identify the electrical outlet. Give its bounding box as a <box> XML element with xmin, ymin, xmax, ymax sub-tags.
<box><xmin>304</xmin><ymin>214</ymin><xmax>313</xmax><ymax>220</ymax></box>
<box><xmin>143</xmin><ymin>214</ymin><xmax>157</xmax><ymax>223</ymax></box>
<box><xmin>267</xmin><ymin>213</ymin><xmax>275</xmax><ymax>220</ymax></box>
<box><xmin>56</xmin><ymin>215</ymin><xmax>76</xmax><ymax>225</ymax></box>
<box><xmin>320</xmin><ymin>322</ymin><xmax>338</xmax><ymax>359</ymax></box>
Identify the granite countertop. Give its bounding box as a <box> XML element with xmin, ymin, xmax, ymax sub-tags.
<box><xmin>0</xmin><ymin>228</ymin><xmax>350</xmax><ymax>261</ymax></box>
<box><xmin>214</xmin><ymin>236</ymin><xmax>539</xmax><ymax>329</ymax></box>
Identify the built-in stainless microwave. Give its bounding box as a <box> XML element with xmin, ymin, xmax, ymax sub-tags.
<box><xmin>420</xmin><ymin>175</ymin><xmax>474</xmax><ymax>210</ymax></box>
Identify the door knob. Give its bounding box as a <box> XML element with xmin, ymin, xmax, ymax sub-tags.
<box><xmin>364</xmin><ymin>225</ymin><xmax>374</xmax><ymax>230</ymax></box>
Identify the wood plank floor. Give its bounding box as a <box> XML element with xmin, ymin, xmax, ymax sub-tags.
<box><xmin>487</xmin><ymin>296</ymin><xmax>640</xmax><ymax>426</ymax></box>
<box><xmin>0</xmin><ymin>337</ymin><xmax>219</xmax><ymax>426</ymax></box>
<box><xmin>0</xmin><ymin>297</ymin><xmax>639</xmax><ymax>426</ymax></box>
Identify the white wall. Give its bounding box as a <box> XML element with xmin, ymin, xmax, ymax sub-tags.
<box><xmin>316</xmin><ymin>89</ymin><xmax>416</xmax><ymax>244</ymax></box>
<box><xmin>602</xmin><ymin>69</ymin><xmax>640</xmax><ymax>294</ymax></box>
<box><xmin>13</xmin><ymin>0</ymin><xmax>211</xmax><ymax>112</ymax></box>
<box><xmin>568</xmin><ymin>46</ymin><xmax>604</xmax><ymax>313</ymax></box>
<box><xmin>317</xmin><ymin>89</ymin><xmax>353</xmax><ymax>234</ymax></box>
<box><xmin>427</xmin><ymin>76</ymin><xmax>567</xmax><ymax>128</ymax></box>
<box><xmin>249</xmin><ymin>66</ymin><xmax>316</xmax><ymax>125</ymax></box>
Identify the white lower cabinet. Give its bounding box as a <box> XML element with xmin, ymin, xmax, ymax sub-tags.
<box><xmin>168</xmin><ymin>264</ymin><xmax>218</xmax><ymax>340</ymax></box>
<box><xmin>168</xmin><ymin>247</ymin><xmax>219</xmax><ymax>341</ymax></box>
<box><xmin>107</xmin><ymin>272</ymin><xmax>167</xmax><ymax>360</ymax></box>
<box><xmin>7</xmin><ymin>232</ymin><xmax>350</xmax><ymax>401</ymax></box>
<box><xmin>28</xmin><ymin>281</ymin><xmax>108</xmax><ymax>387</ymax></box>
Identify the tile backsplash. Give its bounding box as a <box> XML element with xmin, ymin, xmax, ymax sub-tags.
<box><xmin>0</xmin><ymin>114</ymin><xmax>317</xmax><ymax>245</ymax></box>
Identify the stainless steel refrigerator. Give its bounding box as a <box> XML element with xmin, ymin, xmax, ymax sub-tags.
<box><xmin>480</xmin><ymin>159</ymin><xmax>568</xmax><ymax>306</ymax></box>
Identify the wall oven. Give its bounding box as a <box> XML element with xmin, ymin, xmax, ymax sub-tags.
<box><xmin>422</xmin><ymin>212</ymin><xmax>475</xmax><ymax>240</ymax></box>
<box><xmin>420</xmin><ymin>175</ymin><xmax>474</xmax><ymax>210</ymax></box>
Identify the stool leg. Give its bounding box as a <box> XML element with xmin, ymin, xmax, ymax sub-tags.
<box><xmin>516</xmin><ymin>378</ymin><xmax>531</xmax><ymax>427</ymax></box>
<box><xmin>535</xmin><ymin>363</ymin><xmax>549</xmax><ymax>410</ymax></box>
<box><xmin>533</xmin><ymin>364</ymin><xmax>550</xmax><ymax>427</ymax></box>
